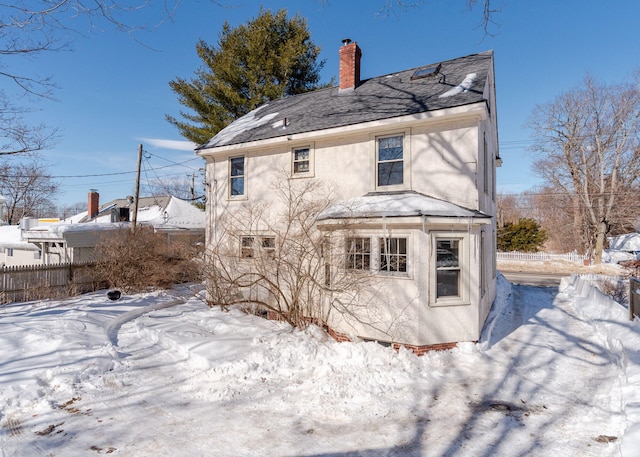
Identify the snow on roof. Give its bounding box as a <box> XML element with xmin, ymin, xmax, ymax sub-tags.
<box><xmin>142</xmin><ymin>197</ymin><xmax>205</xmax><ymax>229</ymax></box>
<box><xmin>0</xmin><ymin>224</ymin><xmax>38</xmax><ymax>250</ymax></box>
<box><xmin>439</xmin><ymin>72</ymin><xmax>477</xmax><ymax>98</ymax></box>
<box><xmin>63</xmin><ymin>196</ymin><xmax>204</xmax><ymax>230</ymax></box>
<box><xmin>200</xmin><ymin>105</ymin><xmax>280</xmax><ymax>148</ymax></box>
<box><xmin>608</xmin><ymin>233</ymin><xmax>640</xmax><ymax>252</ymax></box>
<box><xmin>22</xmin><ymin>197</ymin><xmax>204</xmax><ymax>241</ymax></box>
<box><xmin>317</xmin><ymin>192</ymin><xmax>486</xmax><ymax>220</ymax></box>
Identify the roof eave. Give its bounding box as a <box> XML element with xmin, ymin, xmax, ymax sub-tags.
<box><xmin>316</xmin><ymin>214</ymin><xmax>492</xmax><ymax>230</ymax></box>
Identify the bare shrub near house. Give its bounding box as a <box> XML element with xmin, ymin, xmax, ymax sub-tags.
<box><xmin>204</xmin><ymin>175</ymin><xmax>379</xmax><ymax>330</ymax></box>
<box><xmin>93</xmin><ymin>226</ymin><xmax>201</xmax><ymax>293</ymax></box>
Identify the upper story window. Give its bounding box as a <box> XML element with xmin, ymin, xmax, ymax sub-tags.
<box><xmin>229</xmin><ymin>156</ymin><xmax>245</xmax><ymax>197</ymax></box>
<box><xmin>291</xmin><ymin>144</ymin><xmax>314</xmax><ymax>177</ymax></box>
<box><xmin>7</xmin><ymin>248</ymin><xmax>14</xmax><ymax>257</ymax></box>
<box><xmin>377</xmin><ymin>135</ymin><xmax>404</xmax><ymax>187</ymax></box>
<box><xmin>293</xmin><ymin>147</ymin><xmax>310</xmax><ymax>174</ymax></box>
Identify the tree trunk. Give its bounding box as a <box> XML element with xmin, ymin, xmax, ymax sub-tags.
<box><xmin>593</xmin><ymin>221</ymin><xmax>608</xmax><ymax>264</ymax></box>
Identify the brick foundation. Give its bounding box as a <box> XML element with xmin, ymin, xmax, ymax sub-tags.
<box><xmin>265</xmin><ymin>310</ymin><xmax>462</xmax><ymax>356</ymax></box>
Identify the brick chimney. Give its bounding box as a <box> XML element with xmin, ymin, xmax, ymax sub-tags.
<box><xmin>339</xmin><ymin>38</ymin><xmax>361</xmax><ymax>91</ymax></box>
<box><xmin>88</xmin><ymin>190</ymin><xmax>99</xmax><ymax>219</ymax></box>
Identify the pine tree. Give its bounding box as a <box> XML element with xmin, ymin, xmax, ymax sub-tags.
<box><xmin>167</xmin><ymin>8</ymin><xmax>328</xmax><ymax>145</ymax></box>
<box><xmin>497</xmin><ymin>218</ymin><xmax>548</xmax><ymax>252</ymax></box>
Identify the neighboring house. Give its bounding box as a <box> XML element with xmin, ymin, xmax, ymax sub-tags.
<box><xmin>0</xmin><ymin>224</ymin><xmax>43</xmax><ymax>267</ymax></box>
<box><xmin>19</xmin><ymin>192</ymin><xmax>205</xmax><ymax>265</ymax></box>
<box><xmin>196</xmin><ymin>41</ymin><xmax>500</xmax><ymax>351</ymax></box>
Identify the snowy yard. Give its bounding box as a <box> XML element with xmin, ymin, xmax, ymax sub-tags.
<box><xmin>1</xmin><ymin>274</ymin><xmax>639</xmax><ymax>456</ymax></box>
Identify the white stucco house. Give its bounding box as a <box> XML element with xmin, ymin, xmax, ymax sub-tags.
<box><xmin>196</xmin><ymin>41</ymin><xmax>500</xmax><ymax>352</ymax></box>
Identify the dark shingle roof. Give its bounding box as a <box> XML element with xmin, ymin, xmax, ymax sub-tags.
<box><xmin>199</xmin><ymin>50</ymin><xmax>493</xmax><ymax>150</ymax></box>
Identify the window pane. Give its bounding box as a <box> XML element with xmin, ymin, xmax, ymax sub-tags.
<box><xmin>378</xmin><ymin>162</ymin><xmax>403</xmax><ymax>186</ymax></box>
<box><xmin>230</xmin><ymin>157</ymin><xmax>244</xmax><ymax>177</ymax></box>
<box><xmin>241</xmin><ymin>236</ymin><xmax>254</xmax><ymax>258</ymax></box>
<box><xmin>294</xmin><ymin>161</ymin><xmax>309</xmax><ymax>173</ymax></box>
<box><xmin>294</xmin><ymin>148</ymin><xmax>309</xmax><ymax>161</ymax></box>
<box><xmin>378</xmin><ymin>136</ymin><xmax>403</xmax><ymax>161</ymax></box>
<box><xmin>231</xmin><ymin>177</ymin><xmax>244</xmax><ymax>196</ymax></box>
<box><xmin>437</xmin><ymin>270</ymin><xmax>459</xmax><ymax>296</ymax></box>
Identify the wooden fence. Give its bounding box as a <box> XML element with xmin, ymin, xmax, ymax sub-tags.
<box><xmin>497</xmin><ymin>251</ymin><xmax>590</xmax><ymax>264</ymax></box>
<box><xmin>1</xmin><ymin>262</ymin><xmax>99</xmax><ymax>304</ymax></box>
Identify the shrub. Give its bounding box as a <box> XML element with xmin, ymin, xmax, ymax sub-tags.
<box><xmin>93</xmin><ymin>226</ymin><xmax>201</xmax><ymax>293</ymax></box>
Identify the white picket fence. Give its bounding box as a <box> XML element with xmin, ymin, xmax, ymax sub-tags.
<box><xmin>497</xmin><ymin>251</ymin><xmax>590</xmax><ymax>264</ymax></box>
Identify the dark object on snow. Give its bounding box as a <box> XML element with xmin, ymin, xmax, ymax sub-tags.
<box><xmin>107</xmin><ymin>290</ymin><xmax>122</xmax><ymax>301</ymax></box>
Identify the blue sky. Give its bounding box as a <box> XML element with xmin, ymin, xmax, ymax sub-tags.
<box><xmin>4</xmin><ymin>0</ymin><xmax>640</xmax><ymax>207</ymax></box>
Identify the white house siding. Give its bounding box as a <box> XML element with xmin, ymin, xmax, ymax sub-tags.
<box><xmin>411</xmin><ymin>121</ymin><xmax>480</xmax><ymax>210</ymax></box>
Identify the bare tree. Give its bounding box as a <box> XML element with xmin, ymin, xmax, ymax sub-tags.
<box><xmin>0</xmin><ymin>1</ymin><xmax>186</xmax><ymax>93</ymax></box>
<box><xmin>204</xmin><ymin>172</ymin><xmax>381</xmax><ymax>330</ymax></box>
<box><xmin>496</xmin><ymin>193</ymin><xmax>522</xmax><ymax>228</ymax></box>
<box><xmin>0</xmin><ymin>92</ymin><xmax>59</xmax><ymax>156</ymax></box>
<box><xmin>0</xmin><ymin>1</ymin><xmax>185</xmax><ymax>156</ymax></box>
<box><xmin>528</xmin><ymin>75</ymin><xmax>640</xmax><ymax>263</ymax></box>
<box><xmin>0</xmin><ymin>159</ymin><xmax>59</xmax><ymax>223</ymax></box>
<box><xmin>369</xmin><ymin>0</ymin><xmax>499</xmax><ymax>34</ymax></box>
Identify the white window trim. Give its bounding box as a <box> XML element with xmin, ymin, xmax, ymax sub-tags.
<box><xmin>228</xmin><ymin>155</ymin><xmax>247</xmax><ymax>200</ymax></box>
<box><xmin>291</xmin><ymin>143</ymin><xmax>315</xmax><ymax>178</ymax></box>
<box><xmin>372</xmin><ymin>130</ymin><xmax>411</xmax><ymax>191</ymax></box>
<box><xmin>430</xmin><ymin>231</ymin><xmax>470</xmax><ymax>307</ymax></box>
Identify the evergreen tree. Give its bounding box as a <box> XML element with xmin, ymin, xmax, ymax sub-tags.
<box><xmin>167</xmin><ymin>8</ymin><xmax>327</xmax><ymax>145</ymax></box>
<box><xmin>497</xmin><ymin>218</ymin><xmax>548</xmax><ymax>253</ymax></box>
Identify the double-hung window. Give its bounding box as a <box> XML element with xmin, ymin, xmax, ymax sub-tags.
<box><xmin>345</xmin><ymin>237</ymin><xmax>371</xmax><ymax>270</ymax></box>
<box><xmin>292</xmin><ymin>147</ymin><xmax>311</xmax><ymax>175</ymax></box>
<box><xmin>436</xmin><ymin>239</ymin><xmax>460</xmax><ymax>298</ymax></box>
<box><xmin>377</xmin><ymin>135</ymin><xmax>404</xmax><ymax>187</ymax></box>
<box><xmin>379</xmin><ymin>237</ymin><xmax>407</xmax><ymax>273</ymax></box>
<box><xmin>432</xmin><ymin>233</ymin><xmax>468</xmax><ymax>306</ymax></box>
<box><xmin>229</xmin><ymin>156</ymin><xmax>245</xmax><ymax>197</ymax></box>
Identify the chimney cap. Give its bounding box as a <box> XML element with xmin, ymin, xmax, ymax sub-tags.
<box><xmin>342</xmin><ymin>38</ymin><xmax>352</xmax><ymax>46</ymax></box>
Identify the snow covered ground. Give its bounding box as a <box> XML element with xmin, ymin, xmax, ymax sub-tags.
<box><xmin>1</xmin><ymin>274</ymin><xmax>639</xmax><ymax>456</ymax></box>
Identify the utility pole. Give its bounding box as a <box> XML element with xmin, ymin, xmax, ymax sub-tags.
<box><xmin>132</xmin><ymin>144</ymin><xmax>142</xmax><ymax>233</ymax></box>
<box><xmin>190</xmin><ymin>172</ymin><xmax>195</xmax><ymax>201</ymax></box>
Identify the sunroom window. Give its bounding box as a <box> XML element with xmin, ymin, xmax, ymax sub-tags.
<box><xmin>379</xmin><ymin>237</ymin><xmax>407</xmax><ymax>273</ymax></box>
<box><xmin>436</xmin><ymin>239</ymin><xmax>461</xmax><ymax>298</ymax></box>
<box><xmin>345</xmin><ymin>237</ymin><xmax>371</xmax><ymax>270</ymax></box>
